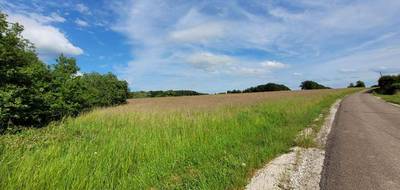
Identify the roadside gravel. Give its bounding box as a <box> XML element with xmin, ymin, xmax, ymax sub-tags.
<box><xmin>246</xmin><ymin>99</ymin><xmax>341</xmax><ymax>190</ymax></box>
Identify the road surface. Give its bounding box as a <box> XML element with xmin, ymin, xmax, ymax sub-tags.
<box><xmin>321</xmin><ymin>92</ymin><xmax>400</xmax><ymax>189</ymax></box>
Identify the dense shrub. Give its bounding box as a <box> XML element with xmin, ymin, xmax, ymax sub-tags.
<box><xmin>0</xmin><ymin>13</ymin><xmax>128</xmax><ymax>132</ymax></box>
<box><xmin>227</xmin><ymin>89</ymin><xmax>242</xmax><ymax>94</ymax></box>
<box><xmin>226</xmin><ymin>83</ymin><xmax>290</xmax><ymax>94</ymax></box>
<box><xmin>355</xmin><ymin>80</ymin><xmax>366</xmax><ymax>88</ymax></box>
<box><xmin>243</xmin><ymin>83</ymin><xmax>290</xmax><ymax>93</ymax></box>
<box><xmin>128</xmin><ymin>90</ymin><xmax>205</xmax><ymax>98</ymax></box>
<box><xmin>378</xmin><ymin>75</ymin><xmax>400</xmax><ymax>94</ymax></box>
<box><xmin>391</xmin><ymin>83</ymin><xmax>400</xmax><ymax>91</ymax></box>
<box><xmin>348</xmin><ymin>80</ymin><xmax>365</xmax><ymax>88</ymax></box>
<box><xmin>300</xmin><ymin>80</ymin><xmax>330</xmax><ymax>90</ymax></box>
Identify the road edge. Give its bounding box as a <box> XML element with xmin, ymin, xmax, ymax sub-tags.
<box><xmin>246</xmin><ymin>99</ymin><xmax>342</xmax><ymax>190</ymax></box>
<box><xmin>373</xmin><ymin>95</ymin><xmax>400</xmax><ymax>108</ymax></box>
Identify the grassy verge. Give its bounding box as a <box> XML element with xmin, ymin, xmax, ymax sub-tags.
<box><xmin>0</xmin><ymin>89</ymin><xmax>358</xmax><ymax>189</ymax></box>
<box><xmin>374</xmin><ymin>93</ymin><xmax>400</xmax><ymax>105</ymax></box>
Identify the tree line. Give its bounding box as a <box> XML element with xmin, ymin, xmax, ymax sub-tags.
<box><xmin>0</xmin><ymin>13</ymin><xmax>128</xmax><ymax>132</ymax></box>
<box><xmin>347</xmin><ymin>80</ymin><xmax>365</xmax><ymax>88</ymax></box>
<box><xmin>129</xmin><ymin>90</ymin><xmax>206</xmax><ymax>98</ymax></box>
<box><xmin>227</xmin><ymin>81</ymin><xmax>331</xmax><ymax>94</ymax></box>
<box><xmin>227</xmin><ymin>83</ymin><xmax>291</xmax><ymax>94</ymax></box>
<box><xmin>300</xmin><ymin>81</ymin><xmax>330</xmax><ymax>90</ymax></box>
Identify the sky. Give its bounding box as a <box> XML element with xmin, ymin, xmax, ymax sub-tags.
<box><xmin>1</xmin><ymin>0</ymin><xmax>400</xmax><ymax>93</ymax></box>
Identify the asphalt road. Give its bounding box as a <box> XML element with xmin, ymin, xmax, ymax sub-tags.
<box><xmin>321</xmin><ymin>92</ymin><xmax>400</xmax><ymax>190</ymax></box>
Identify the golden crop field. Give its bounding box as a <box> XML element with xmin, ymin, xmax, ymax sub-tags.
<box><xmin>119</xmin><ymin>89</ymin><xmax>343</xmax><ymax>112</ymax></box>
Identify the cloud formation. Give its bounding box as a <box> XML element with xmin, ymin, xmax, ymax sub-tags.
<box><xmin>4</xmin><ymin>0</ymin><xmax>399</xmax><ymax>92</ymax></box>
<box><xmin>6</xmin><ymin>12</ymin><xmax>83</xmax><ymax>57</ymax></box>
<box><xmin>76</xmin><ymin>3</ymin><xmax>91</xmax><ymax>15</ymax></box>
<box><xmin>110</xmin><ymin>0</ymin><xmax>400</xmax><ymax>91</ymax></box>
<box><xmin>75</xmin><ymin>18</ymin><xmax>89</xmax><ymax>27</ymax></box>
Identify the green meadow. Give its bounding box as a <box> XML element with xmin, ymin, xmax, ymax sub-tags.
<box><xmin>376</xmin><ymin>93</ymin><xmax>400</xmax><ymax>105</ymax></box>
<box><xmin>0</xmin><ymin>89</ymin><xmax>358</xmax><ymax>189</ymax></box>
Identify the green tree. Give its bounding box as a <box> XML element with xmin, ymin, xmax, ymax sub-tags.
<box><xmin>79</xmin><ymin>73</ymin><xmax>128</xmax><ymax>107</ymax></box>
<box><xmin>47</xmin><ymin>55</ymin><xmax>83</xmax><ymax>118</ymax></box>
<box><xmin>355</xmin><ymin>80</ymin><xmax>365</xmax><ymax>88</ymax></box>
<box><xmin>227</xmin><ymin>89</ymin><xmax>242</xmax><ymax>94</ymax></box>
<box><xmin>348</xmin><ymin>83</ymin><xmax>355</xmax><ymax>88</ymax></box>
<box><xmin>0</xmin><ymin>13</ymin><xmax>52</xmax><ymax>131</ymax></box>
<box><xmin>0</xmin><ymin>13</ymin><xmax>129</xmax><ymax>132</ymax></box>
<box><xmin>243</xmin><ymin>83</ymin><xmax>290</xmax><ymax>93</ymax></box>
<box><xmin>378</xmin><ymin>75</ymin><xmax>400</xmax><ymax>94</ymax></box>
<box><xmin>300</xmin><ymin>81</ymin><xmax>330</xmax><ymax>90</ymax></box>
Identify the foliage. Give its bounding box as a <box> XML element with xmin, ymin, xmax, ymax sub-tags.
<box><xmin>227</xmin><ymin>83</ymin><xmax>290</xmax><ymax>94</ymax></box>
<box><xmin>0</xmin><ymin>13</ymin><xmax>128</xmax><ymax>132</ymax></box>
<box><xmin>129</xmin><ymin>90</ymin><xmax>205</xmax><ymax>98</ymax></box>
<box><xmin>0</xmin><ymin>89</ymin><xmax>358</xmax><ymax>189</ymax></box>
<box><xmin>378</xmin><ymin>74</ymin><xmax>400</xmax><ymax>94</ymax></box>
<box><xmin>79</xmin><ymin>73</ymin><xmax>128</xmax><ymax>107</ymax></box>
<box><xmin>227</xmin><ymin>89</ymin><xmax>242</xmax><ymax>94</ymax></box>
<box><xmin>348</xmin><ymin>80</ymin><xmax>365</xmax><ymax>88</ymax></box>
<box><xmin>300</xmin><ymin>80</ymin><xmax>330</xmax><ymax>90</ymax></box>
<box><xmin>355</xmin><ymin>80</ymin><xmax>365</xmax><ymax>88</ymax></box>
<box><xmin>0</xmin><ymin>13</ymin><xmax>51</xmax><ymax>130</ymax></box>
<box><xmin>243</xmin><ymin>83</ymin><xmax>290</xmax><ymax>93</ymax></box>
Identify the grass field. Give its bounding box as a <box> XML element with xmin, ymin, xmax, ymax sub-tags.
<box><xmin>375</xmin><ymin>93</ymin><xmax>400</xmax><ymax>105</ymax></box>
<box><xmin>0</xmin><ymin>89</ymin><xmax>359</xmax><ymax>189</ymax></box>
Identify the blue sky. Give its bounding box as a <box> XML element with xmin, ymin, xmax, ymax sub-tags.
<box><xmin>1</xmin><ymin>0</ymin><xmax>400</xmax><ymax>92</ymax></box>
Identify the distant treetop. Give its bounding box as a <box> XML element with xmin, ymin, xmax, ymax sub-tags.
<box><xmin>227</xmin><ymin>83</ymin><xmax>291</xmax><ymax>94</ymax></box>
<box><xmin>300</xmin><ymin>80</ymin><xmax>330</xmax><ymax>90</ymax></box>
<box><xmin>128</xmin><ymin>90</ymin><xmax>206</xmax><ymax>98</ymax></box>
<box><xmin>348</xmin><ymin>80</ymin><xmax>365</xmax><ymax>88</ymax></box>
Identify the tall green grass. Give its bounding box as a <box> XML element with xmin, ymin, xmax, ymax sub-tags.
<box><xmin>375</xmin><ymin>93</ymin><xmax>400</xmax><ymax>105</ymax></box>
<box><xmin>0</xmin><ymin>89</ymin><xmax>357</xmax><ymax>189</ymax></box>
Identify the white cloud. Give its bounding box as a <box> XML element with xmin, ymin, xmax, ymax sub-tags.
<box><xmin>7</xmin><ymin>13</ymin><xmax>83</xmax><ymax>57</ymax></box>
<box><xmin>269</xmin><ymin>8</ymin><xmax>305</xmax><ymax>21</ymax></box>
<box><xmin>111</xmin><ymin>0</ymin><xmax>400</xmax><ymax>91</ymax></box>
<box><xmin>299</xmin><ymin>46</ymin><xmax>400</xmax><ymax>87</ymax></box>
<box><xmin>260</xmin><ymin>61</ymin><xmax>288</xmax><ymax>70</ymax></box>
<box><xmin>184</xmin><ymin>52</ymin><xmax>288</xmax><ymax>76</ymax></box>
<box><xmin>48</xmin><ymin>12</ymin><xmax>66</xmax><ymax>23</ymax></box>
<box><xmin>186</xmin><ymin>52</ymin><xmax>235</xmax><ymax>70</ymax></box>
<box><xmin>76</xmin><ymin>3</ymin><xmax>91</xmax><ymax>15</ymax></box>
<box><xmin>170</xmin><ymin>22</ymin><xmax>225</xmax><ymax>43</ymax></box>
<box><xmin>339</xmin><ymin>68</ymin><xmax>357</xmax><ymax>73</ymax></box>
<box><xmin>319</xmin><ymin>1</ymin><xmax>399</xmax><ymax>31</ymax></box>
<box><xmin>75</xmin><ymin>18</ymin><xmax>89</xmax><ymax>27</ymax></box>
<box><xmin>22</xmin><ymin>12</ymin><xmax>66</xmax><ymax>24</ymax></box>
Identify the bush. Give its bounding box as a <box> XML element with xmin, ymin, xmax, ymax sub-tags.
<box><xmin>391</xmin><ymin>83</ymin><xmax>400</xmax><ymax>94</ymax></box>
<box><xmin>300</xmin><ymin>81</ymin><xmax>330</xmax><ymax>90</ymax></box>
<box><xmin>355</xmin><ymin>81</ymin><xmax>366</xmax><ymax>88</ymax></box>
<box><xmin>348</xmin><ymin>81</ymin><xmax>365</xmax><ymax>88</ymax></box>
<box><xmin>242</xmin><ymin>83</ymin><xmax>291</xmax><ymax>93</ymax></box>
<box><xmin>0</xmin><ymin>13</ymin><xmax>51</xmax><ymax>130</ymax></box>
<box><xmin>227</xmin><ymin>89</ymin><xmax>242</xmax><ymax>94</ymax></box>
<box><xmin>0</xmin><ymin>13</ymin><xmax>128</xmax><ymax>132</ymax></box>
<box><xmin>128</xmin><ymin>90</ymin><xmax>205</xmax><ymax>98</ymax></box>
<box><xmin>378</xmin><ymin>75</ymin><xmax>400</xmax><ymax>94</ymax></box>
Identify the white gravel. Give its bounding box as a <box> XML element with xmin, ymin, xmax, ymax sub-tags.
<box><xmin>246</xmin><ymin>99</ymin><xmax>341</xmax><ymax>190</ymax></box>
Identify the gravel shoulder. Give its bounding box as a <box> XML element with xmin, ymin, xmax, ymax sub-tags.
<box><xmin>246</xmin><ymin>99</ymin><xmax>341</xmax><ymax>190</ymax></box>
